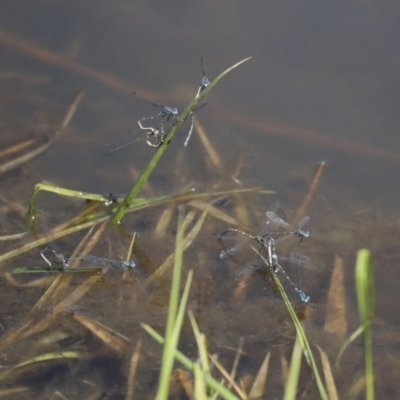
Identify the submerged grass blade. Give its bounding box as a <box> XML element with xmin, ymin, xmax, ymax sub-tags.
<box><xmin>4</xmin><ymin>272</ymin><xmax>53</xmax><ymax>288</ymax></box>
<box><xmin>208</xmin><ymin>355</ymin><xmax>246</xmax><ymax>399</ymax></box>
<box><xmin>73</xmin><ymin>313</ymin><xmax>131</xmax><ymax>355</ymax></box>
<box><xmin>324</xmin><ymin>255</ymin><xmax>347</xmax><ymax>341</ymax></box>
<box><xmin>27</xmin><ymin>222</ymin><xmax>107</xmax><ymax>315</ymax></box>
<box><xmin>12</xmin><ymin>266</ymin><xmax>103</xmax><ymax>274</ymax></box>
<box><xmin>155</xmin><ymin>204</ymin><xmax>175</xmax><ymax>236</ymax></box>
<box><xmin>188</xmin><ymin>310</ymin><xmax>210</xmax><ymax>376</ymax></box>
<box><xmin>0</xmin><ymin>387</ymin><xmax>29</xmax><ymax>397</ymax></box>
<box><xmin>0</xmin><ymin>137</ymin><xmax>36</xmax><ymax>159</ymax></box>
<box><xmin>110</xmin><ymin>57</ymin><xmax>251</xmax><ymax>224</ymax></box>
<box><xmin>248</xmin><ymin>351</ymin><xmax>271</xmax><ymax>400</ymax></box>
<box><xmin>294</xmin><ymin>161</ymin><xmax>326</xmax><ymax>223</ymax></box>
<box><xmin>229</xmin><ymin>337</ymin><xmax>244</xmax><ymax>387</ymax></box>
<box><xmin>144</xmin><ymin>207</ymin><xmax>208</xmax><ymax>285</ymax></box>
<box><xmin>3</xmin><ymin>187</ymin><xmax>261</xmax><ymax>271</ymax></box>
<box><xmin>0</xmin><ymin>218</ymin><xmax>106</xmax><ymax>268</ymax></box>
<box><xmin>11</xmin><ymin>271</ymin><xmax>107</xmax><ymax>344</ymax></box>
<box><xmin>173</xmin><ymin>369</ymin><xmax>194</xmax><ymax>399</ymax></box>
<box><xmin>126</xmin><ymin>339</ymin><xmax>142</xmax><ymax>400</ymax></box>
<box><xmin>0</xmin><ymin>90</ymin><xmax>85</xmax><ymax>175</ymax></box>
<box><xmin>194</xmin><ymin>119</ymin><xmax>223</xmax><ymax>170</ymax></box>
<box><xmin>317</xmin><ymin>346</ymin><xmax>339</xmax><ymax>400</ymax></box>
<box><xmin>0</xmin><ymin>351</ymin><xmax>80</xmax><ymax>382</ymax></box>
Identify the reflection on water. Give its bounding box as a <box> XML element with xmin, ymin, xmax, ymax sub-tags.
<box><xmin>1</xmin><ymin>0</ymin><xmax>400</xmax><ymax>398</ymax></box>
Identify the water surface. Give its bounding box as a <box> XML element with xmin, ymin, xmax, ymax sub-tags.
<box><xmin>1</xmin><ymin>1</ymin><xmax>400</xmax><ymax>398</ymax></box>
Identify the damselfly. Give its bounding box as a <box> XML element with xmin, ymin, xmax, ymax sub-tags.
<box><xmin>104</xmin><ymin>127</ymin><xmax>164</xmax><ymax>153</ymax></box>
<box><xmin>184</xmin><ymin>58</ymin><xmax>211</xmax><ymax>148</ymax></box>
<box><xmin>40</xmin><ymin>247</ymin><xmax>135</xmax><ymax>271</ymax></box>
<box><xmin>235</xmin><ymin>239</ymin><xmax>315</xmax><ymax>303</ymax></box>
<box><xmin>218</xmin><ymin>200</ymin><xmax>281</xmax><ymax>259</ymax></box>
<box><xmin>266</xmin><ymin>204</ymin><xmax>310</xmax><ymax>242</ymax></box>
<box><xmin>132</xmin><ymin>91</ymin><xmax>178</xmax><ymax>134</ymax></box>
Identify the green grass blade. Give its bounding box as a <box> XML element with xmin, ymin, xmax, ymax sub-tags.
<box><xmin>355</xmin><ymin>249</ymin><xmax>375</xmax><ymax>400</ymax></box>
<box><xmin>165</xmin><ymin>206</ymin><xmax>186</xmax><ymax>341</ymax></box>
<box><xmin>156</xmin><ymin>206</ymin><xmax>191</xmax><ymax>400</ymax></box>
<box><xmin>26</xmin><ymin>180</ymin><xmax>264</xmax><ymax>229</ymax></box>
<box><xmin>110</xmin><ymin>57</ymin><xmax>251</xmax><ymax>224</ymax></box>
<box><xmin>188</xmin><ymin>310</ymin><xmax>210</xmax><ymax>376</ymax></box>
<box><xmin>272</xmin><ymin>272</ymin><xmax>328</xmax><ymax>400</ymax></box>
<box><xmin>252</xmin><ymin>247</ymin><xmax>329</xmax><ymax>400</ymax></box>
<box><xmin>142</xmin><ymin>324</ymin><xmax>239</xmax><ymax>400</ymax></box>
<box><xmin>283</xmin><ymin>334</ymin><xmax>303</xmax><ymax>400</ymax></box>
<box><xmin>194</xmin><ymin>361</ymin><xmax>208</xmax><ymax>400</ymax></box>
<box><xmin>156</xmin><ymin>270</ymin><xmax>193</xmax><ymax>399</ymax></box>
<box><xmin>27</xmin><ymin>183</ymin><xmax>110</xmax><ymax>221</ymax></box>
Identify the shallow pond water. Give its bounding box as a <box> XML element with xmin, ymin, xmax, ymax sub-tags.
<box><xmin>1</xmin><ymin>1</ymin><xmax>400</xmax><ymax>398</ymax></box>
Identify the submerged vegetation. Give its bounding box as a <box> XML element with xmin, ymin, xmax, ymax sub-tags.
<box><xmin>0</xmin><ymin>40</ymin><xmax>379</xmax><ymax>400</ymax></box>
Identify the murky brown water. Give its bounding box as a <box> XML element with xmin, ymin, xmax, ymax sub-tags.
<box><xmin>1</xmin><ymin>1</ymin><xmax>400</xmax><ymax>398</ymax></box>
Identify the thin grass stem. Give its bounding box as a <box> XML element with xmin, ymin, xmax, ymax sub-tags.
<box><xmin>283</xmin><ymin>334</ymin><xmax>303</xmax><ymax>400</ymax></box>
<box><xmin>156</xmin><ymin>206</ymin><xmax>192</xmax><ymax>399</ymax></box>
<box><xmin>252</xmin><ymin>247</ymin><xmax>329</xmax><ymax>400</ymax></box>
<box><xmin>355</xmin><ymin>249</ymin><xmax>375</xmax><ymax>400</ymax></box>
<box><xmin>142</xmin><ymin>324</ymin><xmax>239</xmax><ymax>400</ymax></box>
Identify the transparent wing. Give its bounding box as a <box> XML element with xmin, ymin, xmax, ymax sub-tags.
<box><xmin>272</xmin><ymin>235</ymin><xmax>291</xmax><ymax>245</ymax></box>
<box><xmin>297</xmin><ymin>215</ymin><xmax>310</xmax><ymax>230</ymax></box>
<box><xmin>132</xmin><ymin>91</ymin><xmax>164</xmax><ymax>108</ymax></box>
<box><xmin>259</xmin><ymin>200</ymin><xmax>281</xmax><ymax>236</ymax></box>
<box><xmin>200</xmin><ymin>57</ymin><xmax>210</xmax><ymax>83</ymax></box>
<box><xmin>103</xmin><ymin>131</ymin><xmax>144</xmax><ymax>154</ymax></box>
<box><xmin>235</xmin><ymin>258</ymin><xmax>264</xmax><ymax>281</ymax></box>
<box><xmin>266</xmin><ymin>211</ymin><xmax>293</xmax><ymax>230</ymax></box>
<box><xmin>193</xmin><ymin>102</ymin><xmax>208</xmax><ymax>112</ymax></box>
<box><xmin>279</xmin><ymin>253</ymin><xmax>316</xmax><ymax>270</ymax></box>
<box><xmin>219</xmin><ymin>238</ymin><xmax>250</xmax><ymax>260</ymax></box>
<box><xmin>79</xmin><ymin>255</ymin><xmax>135</xmax><ymax>269</ymax></box>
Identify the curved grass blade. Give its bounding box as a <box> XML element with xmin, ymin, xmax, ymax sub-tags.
<box><xmin>0</xmin><ymin>351</ymin><xmax>80</xmax><ymax>383</ymax></box>
<box><xmin>0</xmin><ymin>90</ymin><xmax>85</xmax><ymax>175</ymax></box>
<box><xmin>253</xmin><ymin>247</ymin><xmax>329</xmax><ymax>400</ymax></box>
<box><xmin>27</xmin><ymin>183</ymin><xmax>111</xmax><ymax>221</ymax></box>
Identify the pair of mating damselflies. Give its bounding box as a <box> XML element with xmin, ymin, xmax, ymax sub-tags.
<box><xmin>104</xmin><ymin>58</ymin><xmax>210</xmax><ymax>154</ymax></box>
<box><xmin>235</xmin><ymin>238</ymin><xmax>314</xmax><ymax>303</ymax></box>
<box><xmin>218</xmin><ymin>200</ymin><xmax>314</xmax><ymax>302</ymax></box>
<box><xmin>12</xmin><ymin>247</ymin><xmax>136</xmax><ymax>274</ymax></box>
